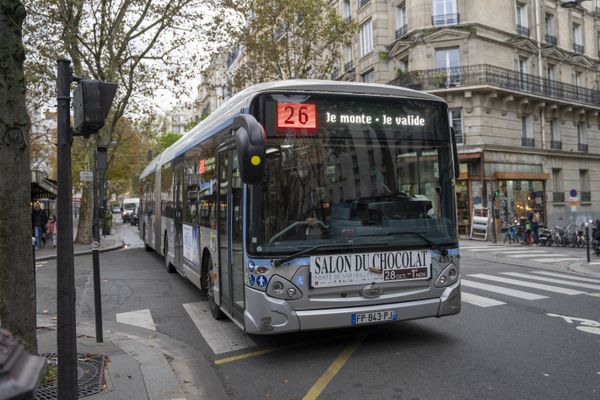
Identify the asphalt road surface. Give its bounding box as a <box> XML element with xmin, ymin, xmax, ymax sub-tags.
<box><xmin>45</xmin><ymin>223</ymin><xmax>600</xmax><ymax>400</ymax></box>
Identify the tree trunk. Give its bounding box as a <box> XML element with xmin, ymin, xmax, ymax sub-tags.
<box><xmin>0</xmin><ymin>0</ymin><xmax>38</xmax><ymax>353</ymax></box>
<box><xmin>74</xmin><ymin>179</ymin><xmax>93</xmax><ymax>244</ymax></box>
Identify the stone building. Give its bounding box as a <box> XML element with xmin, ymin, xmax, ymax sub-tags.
<box><xmin>333</xmin><ymin>0</ymin><xmax>600</xmax><ymax>235</ymax></box>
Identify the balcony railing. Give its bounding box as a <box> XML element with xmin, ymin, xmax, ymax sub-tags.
<box><xmin>553</xmin><ymin>192</ymin><xmax>565</xmax><ymax>203</ymax></box>
<box><xmin>545</xmin><ymin>34</ymin><xmax>557</xmax><ymax>46</ymax></box>
<box><xmin>550</xmin><ymin>140</ymin><xmax>562</xmax><ymax>150</ymax></box>
<box><xmin>358</xmin><ymin>0</ymin><xmax>369</xmax><ymax>9</ymax></box>
<box><xmin>395</xmin><ymin>24</ymin><xmax>408</xmax><ymax>40</ymax></box>
<box><xmin>573</xmin><ymin>43</ymin><xmax>584</xmax><ymax>54</ymax></box>
<box><xmin>389</xmin><ymin>64</ymin><xmax>600</xmax><ymax>107</ymax></box>
<box><xmin>581</xmin><ymin>191</ymin><xmax>591</xmax><ymax>202</ymax></box>
<box><xmin>516</xmin><ymin>24</ymin><xmax>530</xmax><ymax>37</ymax></box>
<box><xmin>578</xmin><ymin>143</ymin><xmax>588</xmax><ymax>152</ymax></box>
<box><xmin>344</xmin><ymin>61</ymin><xmax>354</xmax><ymax>73</ymax></box>
<box><xmin>432</xmin><ymin>13</ymin><xmax>459</xmax><ymax>27</ymax></box>
<box><xmin>522</xmin><ymin>137</ymin><xmax>535</xmax><ymax>147</ymax></box>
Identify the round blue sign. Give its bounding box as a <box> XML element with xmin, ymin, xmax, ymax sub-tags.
<box><xmin>570</xmin><ymin>189</ymin><xmax>578</xmax><ymax>197</ymax></box>
<box><xmin>249</xmin><ymin>274</ymin><xmax>256</xmax><ymax>286</ymax></box>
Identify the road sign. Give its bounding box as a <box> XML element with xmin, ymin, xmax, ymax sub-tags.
<box><xmin>79</xmin><ymin>171</ymin><xmax>93</xmax><ymax>182</ymax></box>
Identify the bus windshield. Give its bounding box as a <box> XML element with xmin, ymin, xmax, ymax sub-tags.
<box><xmin>248</xmin><ymin>93</ymin><xmax>457</xmax><ymax>255</ymax></box>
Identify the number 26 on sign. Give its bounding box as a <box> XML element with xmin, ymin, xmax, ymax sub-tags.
<box><xmin>277</xmin><ymin>103</ymin><xmax>317</xmax><ymax>129</ymax></box>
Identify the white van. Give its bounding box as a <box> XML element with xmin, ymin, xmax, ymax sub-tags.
<box><xmin>122</xmin><ymin>198</ymin><xmax>140</xmax><ymax>223</ymax></box>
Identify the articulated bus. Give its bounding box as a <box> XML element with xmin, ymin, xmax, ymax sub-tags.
<box><xmin>139</xmin><ymin>80</ymin><xmax>461</xmax><ymax>334</ymax></box>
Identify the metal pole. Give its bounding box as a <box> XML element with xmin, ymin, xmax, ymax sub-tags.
<box><xmin>586</xmin><ymin>223</ymin><xmax>590</xmax><ymax>263</ymax></box>
<box><xmin>56</xmin><ymin>59</ymin><xmax>78</xmax><ymax>399</ymax></box>
<box><xmin>92</xmin><ymin>149</ymin><xmax>104</xmax><ymax>343</ymax></box>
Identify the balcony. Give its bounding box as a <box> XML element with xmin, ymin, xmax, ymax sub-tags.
<box><xmin>545</xmin><ymin>34</ymin><xmax>557</xmax><ymax>46</ymax></box>
<box><xmin>522</xmin><ymin>137</ymin><xmax>535</xmax><ymax>147</ymax></box>
<box><xmin>553</xmin><ymin>192</ymin><xmax>565</xmax><ymax>203</ymax></box>
<box><xmin>395</xmin><ymin>24</ymin><xmax>408</xmax><ymax>40</ymax></box>
<box><xmin>432</xmin><ymin>13</ymin><xmax>459</xmax><ymax>27</ymax></box>
<box><xmin>581</xmin><ymin>191</ymin><xmax>591</xmax><ymax>203</ymax></box>
<box><xmin>550</xmin><ymin>140</ymin><xmax>562</xmax><ymax>150</ymax></box>
<box><xmin>344</xmin><ymin>61</ymin><xmax>354</xmax><ymax>73</ymax></box>
<box><xmin>573</xmin><ymin>43</ymin><xmax>584</xmax><ymax>54</ymax></box>
<box><xmin>516</xmin><ymin>24</ymin><xmax>530</xmax><ymax>37</ymax></box>
<box><xmin>358</xmin><ymin>0</ymin><xmax>369</xmax><ymax>9</ymax></box>
<box><xmin>389</xmin><ymin>64</ymin><xmax>600</xmax><ymax>108</ymax></box>
<box><xmin>578</xmin><ymin>143</ymin><xmax>588</xmax><ymax>152</ymax></box>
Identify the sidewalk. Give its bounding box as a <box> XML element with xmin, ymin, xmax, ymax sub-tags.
<box><xmin>35</xmin><ymin>228</ymin><xmax>124</xmax><ymax>261</ymax></box>
<box><xmin>459</xmin><ymin>238</ymin><xmax>600</xmax><ymax>278</ymax></box>
<box><xmin>35</xmin><ymin>222</ymin><xmax>198</xmax><ymax>400</ymax></box>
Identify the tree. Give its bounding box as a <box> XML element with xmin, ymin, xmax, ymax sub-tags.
<box><xmin>210</xmin><ymin>0</ymin><xmax>357</xmax><ymax>89</ymax></box>
<box><xmin>0</xmin><ymin>0</ymin><xmax>37</xmax><ymax>352</ymax></box>
<box><xmin>24</xmin><ymin>0</ymin><xmax>211</xmax><ymax>244</ymax></box>
<box><xmin>156</xmin><ymin>132</ymin><xmax>183</xmax><ymax>154</ymax></box>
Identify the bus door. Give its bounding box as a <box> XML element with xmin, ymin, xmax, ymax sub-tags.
<box><xmin>217</xmin><ymin>148</ymin><xmax>245</xmax><ymax>322</ymax></box>
<box><xmin>174</xmin><ymin>160</ymin><xmax>184</xmax><ymax>273</ymax></box>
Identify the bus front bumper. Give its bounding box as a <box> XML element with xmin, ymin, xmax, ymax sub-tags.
<box><xmin>244</xmin><ymin>281</ymin><xmax>461</xmax><ymax>335</ymax></box>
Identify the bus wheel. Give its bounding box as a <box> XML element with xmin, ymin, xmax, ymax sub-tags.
<box><xmin>206</xmin><ymin>258</ymin><xmax>224</xmax><ymax>320</ymax></box>
<box><xmin>164</xmin><ymin>235</ymin><xmax>175</xmax><ymax>273</ymax></box>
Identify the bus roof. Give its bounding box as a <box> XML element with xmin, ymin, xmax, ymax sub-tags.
<box><xmin>140</xmin><ymin>80</ymin><xmax>445</xmax><ymax>178</ymax></box>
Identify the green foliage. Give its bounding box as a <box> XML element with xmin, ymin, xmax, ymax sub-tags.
<box><xmin>209</xmin><ymin>0</ymin><xmax>357</xmax><ymax>89</ymax></box>
<box><xmin>157</xmin><ymin>132</ymin><xmax>183</xmax><ymax>154</ymax></box>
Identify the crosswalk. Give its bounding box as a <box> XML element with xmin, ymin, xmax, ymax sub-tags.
<box><xmin>461</xmin><ymin>244</ymin><xmax>585</xmax><ymax>264</ymax></box>
<box><xmin>35</xmin><ymin>261</ymin><xmax>47</xmax><ymax>270</ymax></box>
<box><xmin>461</xmin><ymin>270</ymin><xmax>600</xmax><ymax>308</ymax></box>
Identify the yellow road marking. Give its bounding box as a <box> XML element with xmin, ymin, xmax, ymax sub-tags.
<box><xmin>302</xmin><ymin>332</ymin><xmax>368</xmax><ymax>400</ymax></box>
<box><xmin>214</xmin><ymin>334</ymin><xmax>354</xmax><ymax>366</ymax></box>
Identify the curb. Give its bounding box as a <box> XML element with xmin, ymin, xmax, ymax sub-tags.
<box><xmin>35</xmin><ymin>240</ymin><xmax>125</xmax><ymax>261</ymax></box>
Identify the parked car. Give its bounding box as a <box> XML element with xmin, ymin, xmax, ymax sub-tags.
<box><xmin>112</xmin><ymin>206</ymin><xmax>121</xmax><ymax>214</ymax></box>
<box><xmin>130</xmin><ymin>207</ymin><xmax>139</xmax><ymax>226</ymax></box>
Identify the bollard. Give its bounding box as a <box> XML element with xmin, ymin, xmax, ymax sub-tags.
<box><xmin>0</xmin><ymin>329</ymin><xmax>46</xmax><ymax>400</ymax></box>
<box><xmin>586</xmin><ymin>222</ymin><xmax>590</xmax><ymax>263</ymax></box>
<box><xmin>92</xmin><ymin>242</ymin><xmax>103</xmax><ymax>343</ymax></box>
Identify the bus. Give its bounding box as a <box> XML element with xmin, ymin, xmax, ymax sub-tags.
<box><xmin>139</xmin><ymin>80</ymin><xmax>461</xmax><ymax>334</ymax></box>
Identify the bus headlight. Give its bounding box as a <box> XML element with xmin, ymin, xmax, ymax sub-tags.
<box><xmin>266</xmin><ymin>275</ymin><xmax>302</xmax><ymax>300</ymax></box>
<box><xmin>434</xmin><ymin>263</ymin><xmax>459</xmax><ymax>288</ymax></box>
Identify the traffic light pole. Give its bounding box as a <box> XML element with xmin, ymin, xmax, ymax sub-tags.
<box><xmin>92</xmin><ymin>147</ymin><xmax>106</xmax><ymax>343</ymax></box>
<box><xmin>56</xmin><ymin>59</ymin><xmax>78</xmax><ymax>400</ymax></box>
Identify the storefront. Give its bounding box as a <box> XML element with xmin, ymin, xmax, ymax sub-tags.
<box><xmin>455</xmin><ymin>152</ymin><xmax>483</xmax><ymax>235</ymax></box>
<box><xmin>493</xmin><ymin>173</ymin><xmax>548</xmax><ymax>232</ymax></box>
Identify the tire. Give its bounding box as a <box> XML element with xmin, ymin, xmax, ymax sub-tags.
<box><xmin>164</xmin><ymin>235</ymin><xmax>176</xmax><ymax>273</ymax></box>
<box><xmin>142</xmin><ymin>225</ymin><xmax>152</xmax><ymax>252</ymax></box>
<box><xmin>206</xmin><ymin>256</ymin><xmax>224</xmax><ymax>320</ymax></box>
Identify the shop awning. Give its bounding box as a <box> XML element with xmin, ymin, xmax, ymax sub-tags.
<box><xmin>31</xmin><ymin>170</ymin><xmax>57</xmax><ymax>200</ymax></box>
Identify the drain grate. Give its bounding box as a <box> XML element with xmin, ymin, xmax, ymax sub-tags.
<box><xmin>35</xmin><ymin>352</ymin><xmax>106</xmax><ymax>400</ymax></box>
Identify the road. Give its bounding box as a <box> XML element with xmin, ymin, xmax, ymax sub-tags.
<box><xmin>37</xmin><ymin>222</ymin><xmax>600</xmax><ymax>399</ymax></box>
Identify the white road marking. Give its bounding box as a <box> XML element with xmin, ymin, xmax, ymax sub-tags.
<box><xmin>587</xmin><ymin>293</ymin><xmax>600</xmax><ymax>298</ymax></box>
<box><xmin>468</xmin><ymin>274</ymin><xmax>586</xmax><ymax>295</ymax></box>
<box><xmin>587</xmin><ymin>261</ymin><xmax>600</xmax><ymax>265</ymax></box>
<box><xmin>461</xmin><ymin>292</ymin><xmax>506</xmax><ymax>307</ymax></box>
<box><xmin>502</xmin><ymin>272</ymin><xmax>600</xmax><ymax>290</ymax></box>
<box><xmin>461</xmin><ymin>279</ymin><xmax>548</xmax><ymax>300</ymax></box>
<box><xmin>531</xmin><ymin>271</ymin><xmax>600</xmax><ymax>284</ymax></box>
<box><xmin>547</xmin><ymin>313</ymin><xmax>600</xmax><ymax>336</ymax></box>
<box><xmin>506</xmin><ymin>253</ymin><xmax>567</xmax><ymax>258</ymax></box>
<box><xmin>527</xmin><ymin>258</ymin><xmax>585</xmax><ymax>263</ymax></box>
<box><xmin>116</xmin><ymin>309</ymin><xmax>156</xmax><ymax>331</ymax></box>
<box><xmin>183</xmin><ymin>302</ymin><xmax>255</xmax><ymax>355</ymax></box>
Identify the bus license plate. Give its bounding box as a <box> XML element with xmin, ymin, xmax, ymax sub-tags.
<box><xmin>352</xmin><ymin>311</ymin><xmax>397</xmax><ymax>325</ymax></box>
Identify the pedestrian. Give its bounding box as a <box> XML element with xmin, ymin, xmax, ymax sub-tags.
<box><xmin>32</xmin><ymin>202</ymin><xmax>47</xmax><ymax>249</ymax></box>
<box><xmin>46</xmin><ymin>215</ymin><xmax>57</xmax><ymax>248</ymax></box>
<box><xmin>531</xmin><ymin>209</ymin><xmax>540</xmax><ymax>244</ymax></box>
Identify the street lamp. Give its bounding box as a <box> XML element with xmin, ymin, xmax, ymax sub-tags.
<box><xmin>559</xmin><ymin>0</ymin><xmax>587</xmax><ymax>8</ymax></box>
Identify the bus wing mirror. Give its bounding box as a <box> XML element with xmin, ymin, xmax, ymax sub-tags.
<box><xmin>234</xmin><ymin>114</ymin><xmax>266</xmax><ymax>185</ymax></box>
<box><xmin>451</xmin><ymin>127</ymin><xmax>460</xmax><ymax>179</ymax></box>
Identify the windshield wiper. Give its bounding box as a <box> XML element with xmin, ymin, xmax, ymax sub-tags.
<box><xmin>272</xmin><ymin>242</ymin><xmax>381</xmax><ymax>267</ymax></box>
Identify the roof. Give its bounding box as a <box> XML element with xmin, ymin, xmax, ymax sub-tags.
<box><xmin>140</xmin><ymin>80</ymin><xmax>445</xmax><ymax>178</ymax></box>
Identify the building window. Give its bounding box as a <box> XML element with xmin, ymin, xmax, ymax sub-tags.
<box><xmin>578</xmin><ymin>123</ymin><xmax>588</xmax><ymax>152</ymax></box>
<box><xmin>432</xmin><ymin>0</ymin><xmax>458</xmax><ymax>26</ymax></box>
<box><xmin>359</xmin><ymin>19</ymin><xmax>373</xmax><ymax>57</ymax></box>
<box><xmin>580</xmin><ymin>169</ymin><xmax>591</xmax><ymax>202</ymax></box>
<box><xmin>449</xmin><ymin>109</ymin><xmax>464</xmax><ymax>144</ymax></box>
<box><xmin>544</xmin><ymin>13</ymin><xmax>557</xmax><ymax>45</ymax></box>
<box><xmin>552</xmin><ymin>168</ymin><xmax>564</xmax><ymax>203</ymax></box>
<box><xmin>362</xmin><ymin>69</ymin><xmax>375</xmax><ymax>83</ymax></box>
<box><xmin>550</xmin><ymin>119</ymin><xmax>561</xmax><ymax>150</ymax></box>
<box><xmin>516</xmin><ymin>3</ymin><xmax>529</xmax><ymax>36</ymax></box>
<box><xmin>521</xmin><ymin>115</ymin><xmax>534</xmax><ymax>147</ymax></box>
<box><xmin>573</xmin><ymin>23</ymin><xmax>583</xmax><ymax>53</ymax></box>
<box><xmin>597</xmin><ymin>32</ymin><xmax>600</xmax><ymax>58</ymax></box>
<box><xmin>395</xmin><ymin>3</ymin><xmax>408</xmax><ymax>39</ymax></box>
<box><xmin>358</xmin><ymin>0</ymin><xmax>369</xmax><ymax>9</ymax></box>
<box><xmin>344</xmin><ymin>45</ymin><xmax>353</xmax><ymax>72</ymax></box>
<box><xmin>343</xmin><ymin>0</ymin><xmax>351</xmax><ymax>21</ymax></box>
<box><xmin>435</xmin><ymin>47</ymin><xmax>460</xmax><ymax>87</ymax></box>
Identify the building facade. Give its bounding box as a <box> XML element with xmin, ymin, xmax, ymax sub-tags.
<box><xmin>334</xmin><ymin>0</ymin><xmax>600</xmax><ymax>236</ymax></box>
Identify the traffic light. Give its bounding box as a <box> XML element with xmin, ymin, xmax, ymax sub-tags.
<box><xmin>72</xmin><ymin>80</ymin><xmax>117</xmax><ymax>136</ymax></box>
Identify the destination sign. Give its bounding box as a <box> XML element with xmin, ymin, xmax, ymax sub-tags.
<box><xmin>310</xmin><ymin>250</ymin><xmax>431</xmax><ymax>288</ymax></box>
